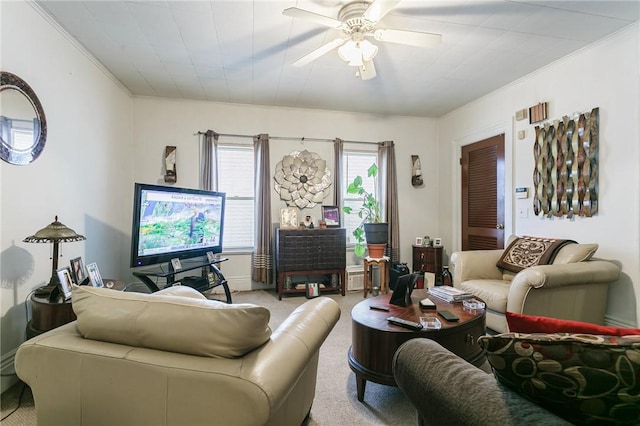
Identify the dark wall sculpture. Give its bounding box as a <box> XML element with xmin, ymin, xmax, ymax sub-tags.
<box><xmin>533</xmin><ymin>107</ymin><xmax>599</xmax><ymax>218</ymax></box>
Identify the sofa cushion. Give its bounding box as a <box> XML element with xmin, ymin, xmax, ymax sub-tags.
<box><xmin>479</xmin><ymin>333</ymin><xmax>640</xmax><ymax>425</ymax></box>
<box><xmin>496</xmin><ymin>236</ymin><xmax>576</xmax><ymax>273</ymax></box>
<box><xmin>552</xmin><ymin>243</ymin><xmax>598</xmax><ymax>264</ymax></box>
<box><xmin>506</xmin><ymin>312</ymin><xmax>640</xmax><ymax>336</ymax></box>
<box><xmin>460</xmin><ymin>279</ymin><xmax>509</xmax><ymax>313</ymax></box>
<box><xmin>71</xmin><ymin>284</ymin><xmax>271</xmax><ymax>358</ymax></box>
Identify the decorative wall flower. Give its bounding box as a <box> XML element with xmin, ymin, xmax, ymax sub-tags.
<box><xmin>274</xmin><ymin>150</ymin><xmax>332</xmax><ymax>209</ymax></box>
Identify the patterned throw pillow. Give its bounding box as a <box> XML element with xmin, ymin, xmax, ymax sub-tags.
<box><xmin>496</xmin><ymin>236</ymin><xmax>575</xmax><ymax>273</ymax></box>
<box><xmin>479</xmin><ymin>333</ymin><xmax>640</xmax><ymax>425</ymax></box>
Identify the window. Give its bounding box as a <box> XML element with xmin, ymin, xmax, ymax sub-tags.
<box><xmin>217</xmin><ymin>144</ymin><xmax>254</xmax><ymax>250</ymax></box>
<box><xmin>342</xmin><ymin>150</ymin><xmax>378</xmax><ymax>245</ymax></box>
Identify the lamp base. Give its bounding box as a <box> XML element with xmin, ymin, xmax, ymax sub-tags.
<box><xmin>34</xmin><ymin>273</ymin><xmax>63</xmax><ymax>301</ymax></box>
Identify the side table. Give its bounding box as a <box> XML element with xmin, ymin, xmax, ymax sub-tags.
<box><xmin>27</xmin><ymin>279</ymin><xmax>125</xmax><ymax>339</ymax></box>
<box><xmin>363</xmin><ymin>256</ymin><xmax>390</xmax><ymax>297</ymax></box>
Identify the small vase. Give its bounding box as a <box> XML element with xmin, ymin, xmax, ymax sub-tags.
<box><xmin>441</xmin><ymin>266</ymin><xmax>453</xmax><ymax>287</ymax></box>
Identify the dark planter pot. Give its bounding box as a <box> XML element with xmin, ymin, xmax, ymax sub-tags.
<box><xmin>364</xmin><ymin>222</ymin><xmax>388</xmax><ymax>245</ymax></box>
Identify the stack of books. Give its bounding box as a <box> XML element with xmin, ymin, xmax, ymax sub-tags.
<box><xmin>428</xmin><ymin>286</ymin><xmax>474</xmax><ymax>302</ymax></box>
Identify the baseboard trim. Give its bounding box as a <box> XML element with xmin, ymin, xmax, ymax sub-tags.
<box><xmin>1</xmin><ymin>348</ymin><xmax>19</xmax><ymax>394</ymax></box>
<box><xmin>207</xmin><ymin>275</ymin><xmax>272</xmax><ymax>294</ymax></box>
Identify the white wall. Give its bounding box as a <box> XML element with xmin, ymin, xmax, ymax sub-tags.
<box><xmin>0</xmin><ymin>2</ymin><xmax>133</xmax><ymax>392</ymax></box>
<box><xmin>438</xmin><ymin>23</ymin><xmax>640</xmax><ymax>327</ymax></box>
<box><xmin>132</xmin><ymin>97</ymin><xmax>438</xmax><ymax>289</ymax></box>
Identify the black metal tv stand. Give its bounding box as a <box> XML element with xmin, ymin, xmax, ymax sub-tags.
<box><xmin>132</xmin><ymin>257</ymin><xmax>232</xmax><ymax>303</ymax></box>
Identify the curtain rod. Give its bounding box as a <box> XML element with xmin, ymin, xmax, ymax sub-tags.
<box><xmin>193</xmin><ymin>131</ymin><xmax>378</xmax><ymax>146</ymax></box>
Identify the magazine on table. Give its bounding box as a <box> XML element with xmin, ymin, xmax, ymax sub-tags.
<box><xmin>428</xmin><ymin>286</ymin><xmax>473</xmax><ymax>302</ymax></box>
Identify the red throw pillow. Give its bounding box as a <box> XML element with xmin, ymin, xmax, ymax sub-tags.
<box><xmin>505</xmin><ymin>311</ymin><xmax>640</xmax><ymax>336</ymax></box>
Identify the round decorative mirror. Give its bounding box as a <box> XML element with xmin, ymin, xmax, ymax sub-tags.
<box><xmin>1</xmin><ymin>72</ymin><xmax>47</xmax><ymax>165</ymax></box>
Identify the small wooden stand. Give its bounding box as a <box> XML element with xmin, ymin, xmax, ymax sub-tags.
<box><xmin>363</xmin><ymin>256</ymin><xmax>389</xmax><ymax>297</ymax></box>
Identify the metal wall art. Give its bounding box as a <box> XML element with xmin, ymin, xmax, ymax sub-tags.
<box><xmin>274</xmin><ymin>150</ymin><xmax>331</xmax><ymax>209</ymax></box>
<box><xmin>533</xmin><ymin>107</ymin><xmax>599</xmax><ymax>218</ymax></box>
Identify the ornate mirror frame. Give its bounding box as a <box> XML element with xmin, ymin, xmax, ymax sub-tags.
<box><xmin>1</xmin><ymin>71</ymin><xmax>47</xmax><ymax>165</ymax></box>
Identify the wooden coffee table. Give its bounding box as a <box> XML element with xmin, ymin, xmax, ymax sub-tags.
<box><xmin>348</xmin><ymin>289</ymin><xmax>486</xmax><ymax>402</ymax></box>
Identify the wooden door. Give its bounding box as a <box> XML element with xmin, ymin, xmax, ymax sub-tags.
<box><xmin>461</xmin><ymin>134</ymin><xmax>505</xmax><ymax>250</ymax></box>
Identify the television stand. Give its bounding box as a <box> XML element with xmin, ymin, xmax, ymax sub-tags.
<box><xmin>132</xmin><ymin>258</ymin><xmax>232</xmax><ymax>303</ymax></box>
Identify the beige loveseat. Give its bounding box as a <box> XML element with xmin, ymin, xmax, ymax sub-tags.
<box><xmin>16</xmin><ymin>285</ymin><xmax>340</xmax><ymax>426</ymax></box>
<box><xmin>450</xmin><ymin>237</ymin><xmax>621</xmax><ymax>333</ymax></box>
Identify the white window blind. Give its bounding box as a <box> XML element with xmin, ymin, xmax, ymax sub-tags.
<box><xmin>217</xmin><ymin>145</ymin><xmax>254</xmax><ymax>250</ymax></box>
<box><xmin>343</xmin><ymin>151</ymin><xmax>378</xmax><ymax>245</ymax></box>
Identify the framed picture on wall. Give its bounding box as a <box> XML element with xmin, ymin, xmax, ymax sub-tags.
<box><xmin>321</xmin><ymin>206</ymin><xmax>340</xmax><ymax>227</ymax></box>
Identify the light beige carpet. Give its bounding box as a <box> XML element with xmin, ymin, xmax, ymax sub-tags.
<box><xmin>1</xmin><ymin>289</ymin><xmax>416</xmax><ymax>425</ymax></box>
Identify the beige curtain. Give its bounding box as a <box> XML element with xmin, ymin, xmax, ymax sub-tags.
<box><xmin>200</xmin><ymin>130</ymin><xmax>219</xmax><ymax>190</ymax></box>
<box><xmin>378</xmin><ymin>141</ymin><xmax>400</xmax><ymax>263</ymax></box>
<box><xmin>252</xmin><ymin>134</ymin><xmax>273</xmax><ymax>284</ymax></box>
<box><xmin>333</xmin><ymin>138</ymin><xmax>344</xmax><ymax>224</ymax></box>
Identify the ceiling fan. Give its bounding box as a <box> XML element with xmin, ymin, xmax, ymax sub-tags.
<box><xmin>283</xmin><ymin>0</ymin><xmax>442</xmax><ymax>80</ymax></box>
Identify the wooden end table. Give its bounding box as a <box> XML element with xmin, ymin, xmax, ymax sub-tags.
<box><xmin>347</xmin><ymin>289</ymin><xmax>486</xmax><ymax>402</ymax></box>
<box><xmin>27</xmin><ymin>279</ymin><xmax>126</xmax><ymax>338</ymax></box>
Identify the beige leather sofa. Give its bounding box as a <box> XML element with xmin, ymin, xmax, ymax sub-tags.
<box><xmin>16</xmin><ymin>285</ymin><xmax>340</xmax><ymax>426</ymax></box>
<box><xmin>450</xmin><ymin>239</ymin><xmax>620</xmax><ymax>333</ymax></box>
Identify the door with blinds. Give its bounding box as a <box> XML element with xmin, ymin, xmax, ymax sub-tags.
<box><xmin>461</xmin><ymin>134</ymin><xmax>505</xmax><ymax>250</ymax></box>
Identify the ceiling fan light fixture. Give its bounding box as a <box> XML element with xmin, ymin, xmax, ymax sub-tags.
<box><xmin>338</xmin><ymin>39</ymin><xmax>378</xmax><ymax>67</ymax></box>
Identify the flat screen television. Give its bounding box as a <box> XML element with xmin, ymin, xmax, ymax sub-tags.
<box><xmin>130</xmin><ymin>183</ymin><xmax>225</xmax><ymax>268</ymax></box>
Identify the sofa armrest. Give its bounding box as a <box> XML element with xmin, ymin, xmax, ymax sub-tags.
<box><xmin>239</xmin><ymin>296</ymin><xmax>341</xmax><ymax>408</ymax></box>
<box><xmin>392</xmin><ymin>339</ymin><xmax>571</xmax><ymax>426</ymax></box>
<box><xmin>506</xmin><ymin>260</ymin><xmax>620</xmax><ymax>313</ymax></box>
<box><xmin>450</xmin><ymin>250</ymin><xmax>504</xmax><ymax>286</ymax></box>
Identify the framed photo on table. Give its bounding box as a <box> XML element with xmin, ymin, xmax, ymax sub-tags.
<box><xmin>306</xmin><ymin>282</ymin><xmax>320</xmax><ymax>299</ymax></box>
<box><xmin>56</xmin><ymin>267</ymin><xmax>74</xmax><ymax>300</ymax></box>
<box><xmin>280</xmin><ymin>207</ymin><xmax>299</xmax><ymax>229</ymax></box>
<box><xmin>321</xmin><ymin>206</ymin><xmax>340</xmax><ymax>227</ymax></box>
<box><xmin>70</xmin><ymin>257</ymin><xmax>88</xmax><ymax>285</ymax></box>
<box><xmin>86</xmin><ymin>262</ymin><xmax>104</xmax><ymax>288</ymax></box>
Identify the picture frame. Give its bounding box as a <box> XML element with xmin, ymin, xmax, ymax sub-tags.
<box><xmin>321</xmin><ymin>205</ymin><xmax>340</xmax><ymax>227</ymax></box>
<box><xmin>306</xmin><ymin>282</ymin><xmax>320</xmax><ymax>299</ymax></box>
<box><xmin>415</xmin><ymin>237</ymin><xmax>423</xmax><ymax>246</ymax></box>
<box><xmin>56</xmin><ymin>267</ymin><xmax>74</xmax><ymax>300</ymax></box>
<box><xmin>86</xmin><ymin>262</ymin><xmax>104</xmax><ymax>288</ymax></box>
<box><xmin>433</xmin><ymin>237</ymin><xmax>443</xmax><ymax>247</ymax></box>
<box><xmin>171</xmin><ymin>258</ymin><xmax>182</xmax><ymax>270</ymax></box>
<box><xmin>279</xmin><ymin>207</ymin><xmax>299</xmax><ymax>229</ymax></box>
<box><xmin>70</xmin><ymin>257</ymin><xmax>88</xmax><ymax>285</ymax></box>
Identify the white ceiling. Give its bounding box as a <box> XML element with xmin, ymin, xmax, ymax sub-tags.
<box><xmin>36</xmin><ymin>0</ymin><xmax>639</xmax><ymax>117</ymax></box>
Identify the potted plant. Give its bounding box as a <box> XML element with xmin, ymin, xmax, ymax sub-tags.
<box><xmin>343</xmin><ymin>163</ymin><xmax>388</xmax><ymax>257</ymax></box>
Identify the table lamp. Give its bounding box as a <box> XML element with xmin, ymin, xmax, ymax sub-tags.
<box><xmin>23</xmin><ymin>216</ymin><xmax>86</xmax><ymax>301</ymax></box>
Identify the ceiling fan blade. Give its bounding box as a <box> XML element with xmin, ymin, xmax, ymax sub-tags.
<box><xmin>373</xmin><ymin>28</ymin><xmax>442</xmax><ymax>48</ymax></box>
<box><xmin>283</xmin><ymin>7</ymin><xmax>343</xmax><ymax>28</ymax></box>
<box><xmin>292</xmin><ymin>38</ymin><xmax>347</xmax><ymax>67</ymax></box>
<box><xmin>363</xmin><ymin>0</ymin><xmax>402</xmax><ymax>24</ymax></box>
<box><xmin>359</xmin><ymin>60</ymin><xmax>377</xmax><ymax>80</ymax></box>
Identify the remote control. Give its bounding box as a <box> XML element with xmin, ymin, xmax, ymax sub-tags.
<box><xmin>387</xmin><ymin>316</ymin><xmax>423</xmax><ymax>330</ymax></box>
<box><xmin>419</xmin><ymin>297</ymin><xmax>436</xmax><ymax>309</ymax></box>
<box><xmin>438</xmin><ymin>310</ymin><xmax>460</xmax><ymax>322</ymax></box>
<box><xmin>370</xmin><ymin>305</ymin><xmax>390</xmax><ymax>311</ymax></box>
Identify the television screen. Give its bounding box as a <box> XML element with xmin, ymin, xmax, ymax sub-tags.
<box><xmin>130</xmin><ymin>183</ymin><xmax>225</xmax><ymax>268</ymax></box>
